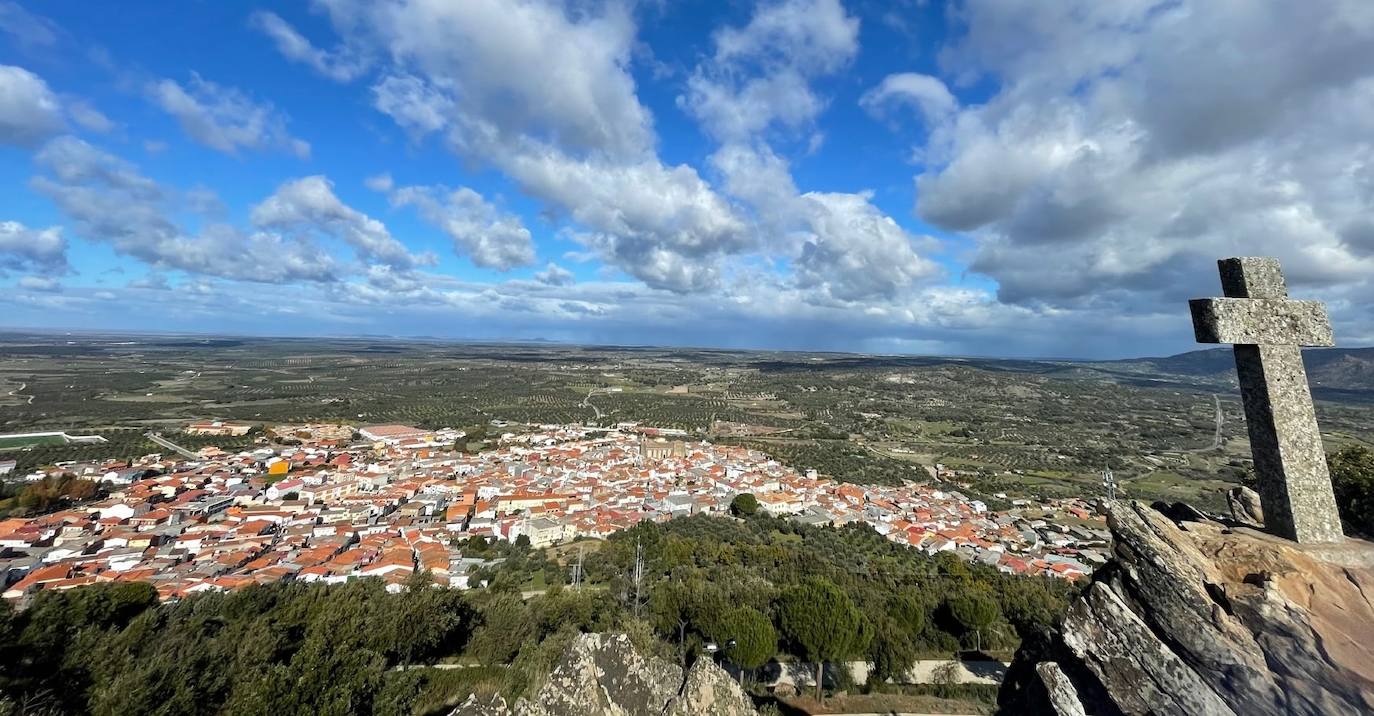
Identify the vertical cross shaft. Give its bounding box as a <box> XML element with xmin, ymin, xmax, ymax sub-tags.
<box><xmin>1189</xmin><ymin>257</ymin><xmax>1343</xmax><ymax>543</ymax></box>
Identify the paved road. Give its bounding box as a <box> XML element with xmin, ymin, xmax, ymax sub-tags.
<box><xmin>581</xmin><ymin>388</ymin><xmax>605</xmax><ymax>420</ymax></box>
<box><xmin>145</xmin><ymin>432</ymin><xmax>201</xmax><ymax>459</ymax></box>
<box><xmin>1188</xmin><ymin>394</ymin><xmax>1224</xmax><ymax>453</ymax></box>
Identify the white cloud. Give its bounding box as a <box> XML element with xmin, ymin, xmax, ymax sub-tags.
<box><xmin>496</xmin><ymin>145</ymin><xmax>748</xmax><ymax>291</ymax></box>
<box><xmin>0</xmin><ymin>220</ymin><xmax>67</xmax><ymax>274</ymax></box>
<box><xmin>0</xmin><ymin>64</ymin><xmax>62</xmax><ymax>146</ymax></box>
<box><xmin>31</xmin><ymin>136</ymin><xmax>336</xmax><ymax>283</ymax></box>
<box><xmin>364</xmin><ymin>172</ymin><xmax>394</xmax><ymax>193</ymax></box>
<box><xmin>252</xmin><ymin>175</ymin><xmax>434</xmax><ymax>270</ymax></box>
<box><xmin>67</xmin><ymin>101</ymin><xmax>115</xmax><ymax>133</ymax></box>
<box><xmin>0</xmin><ymin>2</ymin><xmax>60</xmax><ymax>52</ymax></box>
<box><xmin>250</xmin><ymin>10</ymin><xmax>368</xmax><ymax>82</ymax></box>
<box><xmin>371</xmin><ymin>74</ymin><xmax>454</xmax><ymax>137</ymax></box>
<box><xmin>128</xmin><ymin>272</ymin><xmax>169</xmax><ymax>290</ymax></box>
<box><xmin>534</xmin><ymin>262</ymin><xmax>574</xmax><ymax>286</ymax></box>
<box><xmin>793</xmin><ymin>191</ymin><xmax>941</xmax><ymax>302</ymax></box>
<box><xmin>331</xmin><ymin>0</ymin><xmax>750</xmax><ymax>292</ymax></box>
<box><xmin>387</xmin><ymin>183</ymin><xmax>535</xmax><ymax>271</ymax></box>
<box><xmin>18</xmin><ymin>275</ymin><xmax>60</xmax><ymax>292</ymax></box>
<box><xmin>711</xmin><ymin>0</ymin><xmax>859</xmax><ymax>74</ymax></box>
<box><xmin>860</xmin><ymin>73</ymin><xmax>958</xmax><ymax>124</ymax></box>
<box><xmin>904</xmin><ymin>0</ymin><xmax>1374</xmax><ymax>317</ymax></box>
<box><xmin>686</xmin><ymin>1</ymin><xmax>939</xmax><ymax>304</ymax></box>
<box><xmin>682</xmin><ymin>0</ymin><xmax>859</xmax><ymax>142</ymax></box>
<box><xmin>711</xmin><ymin>144</ymin><xmax>939</xmax><ymax>303</ymax></box>
<box><xmin>345</xmin><ymin>0</ymin><xmax>652</xmax><ymax>159</ymax></box>
<box><xmin>147</xmin><ymin>73</ymin><xmax>310</xmax><ymax>158</ymax></box>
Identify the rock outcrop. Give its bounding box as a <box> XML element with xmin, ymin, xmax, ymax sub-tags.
<box><xmin>451</xmin><ymin>633</ymin><xmax>757</xmax><ymax>716</ymax></box>
<box><xmin>1226</xmin><ymin>485</ymin><xmax>1264</xmax><ymax>527</ymax></box>
<box><xmin>1000</xmin><ymin>500</ymin><xmax>1374</xmax><ymax>716</ymax></box>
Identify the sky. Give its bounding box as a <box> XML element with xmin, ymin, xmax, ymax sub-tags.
<box><xmin>1</xmin><ymin>0</ymin><xmax>1372</xmax><ymax>359</ymax></box>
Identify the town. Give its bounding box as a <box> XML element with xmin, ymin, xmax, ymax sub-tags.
<box><xmin>0</xmin><ymin>420</ymin><xmax>1108</xmax><ymax>606</ymax></box>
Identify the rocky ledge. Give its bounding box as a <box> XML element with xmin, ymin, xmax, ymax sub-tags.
<box><xmin>1000</xmin><ymin>500</ymin><xmax>1374</xmax><ymax>715</ymax></box>
<box><xmin>451</xmin><ymin>632</ymin><xmax>757</xmax><ymax>716</ymax></box>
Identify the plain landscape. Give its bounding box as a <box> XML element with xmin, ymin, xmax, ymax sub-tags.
<box><xmin>4</xmin><ymin>331</ymin><xmax>1372</xmax><ymax>512</ymax></box>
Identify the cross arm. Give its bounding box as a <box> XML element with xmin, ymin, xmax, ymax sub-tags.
<box><xmin>1189</xmin><ymin>298</ymin><xmax>1334</xmax><ymax>346</ymax></box>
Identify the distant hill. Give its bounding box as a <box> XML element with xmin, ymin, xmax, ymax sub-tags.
<box><xmin>1089</xmin><ymin>346</ymin><xmax>1374</xmax><ymax>396</ymax></box>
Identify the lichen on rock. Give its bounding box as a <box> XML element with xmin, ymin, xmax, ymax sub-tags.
<box><xmin>451</xmin><ymin>632</ymin><xmax>757</xmax><ymax>716</ymax></box>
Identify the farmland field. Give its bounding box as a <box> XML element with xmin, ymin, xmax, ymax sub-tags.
<box><xmin>0</xmin><ymin>434</ymin><xmax>69</xmax><ymax>449</ymax></box>
<box><xmin>0</xmin><ymin>331</ymin><xmax>1370</xmax><ymax>511</ymax></box>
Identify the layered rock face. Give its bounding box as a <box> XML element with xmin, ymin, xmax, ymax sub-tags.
<box><xmin>1000</xmin><ymin>501</ymin><xmax>1374</xmax><ymax>716</ymax></box>
<box><xmin>451</xmin><ymin>633</ymin><xmax>757</xmax><ymax>716</ymax></box>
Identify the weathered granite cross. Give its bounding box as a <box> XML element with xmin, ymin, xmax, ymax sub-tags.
<box><xmin>1189</xmin><ymin>257</ymin><xmax>1343</xmax><ymax>543</ymax></box>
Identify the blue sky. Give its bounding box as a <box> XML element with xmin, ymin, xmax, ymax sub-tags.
<box><xmin>1</xmin><ymin>0</ymin><xmax>1372</xmax><ymax>358</ymax></box>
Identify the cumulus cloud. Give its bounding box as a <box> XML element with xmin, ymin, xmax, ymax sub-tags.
<box><xmin>31</xmin><ymin>136</ymin><xmax>335</xmax><ymax>283</ymax></box>
<box><xmin>371</xmin><ymin>74</ymin><xmax>454</xmax><ymax>137</ymax></box>
<box><xmin>900</xmin><ymin>0</ymin><xmax>1374</xmax><ymax>314</ymax></box>
<box><xmin>712</xmin><ymin>144</ymin><xmax>939</xmax><ymax>303</ymax></box>
<box><xmin>496</xmin><ymin>146</ymin><xmax>747</xmax><ymax>291</ymax></box>
<box><xmin>0</xmin><ymin>220</ymin><xmax>67</xmax><ymax>274</ymax></box>
<box><xmin>0</xmin><ymin>64</ymin><xmax>63</xmax><ymax>146</ymax></box>
<box><xmin>534</xmin><ymin>262</ymin><xmax>574</xmax><ymax>286</ymax></box>
<box><xmin>147</xmin><ymin>73</ymin><xmax>310</xmax><ymax>158</ymax></box>
<box><xmin>793</xmin><ymin>191</ymin><xmax>941</xmax><ymax>302</ymax></box>
<box><xmin>387</xmin><ymin>183</ymin><xmax>535</xmax><ymax>271</ymax></box>
<box><xmin>346</xmin><ymin>0</ymin><xmax>652</xmax><ymax>159</ymax></box>
<box><xmin>685</xmin><ymin>1</ymin><xmax>939</xmax><ymax>303</ymax></box>
<box><xmin>252</xmin><ymin>175</ymin><xmax>435</xmax><ymax>270</ymax></box>
<box><xmin>250</xmin><ymin>10</ymin><xmax>368</xmax><ymax>82</ymax></box>
<box><xmin>319</xmin><ymin>0</ymin><xmax>750</xmax><ymax>292</ymax></box>
<box><xmin>682</xmin><ymin>0</ymin><xmax>858</xmax><ymax>142</ymax></box>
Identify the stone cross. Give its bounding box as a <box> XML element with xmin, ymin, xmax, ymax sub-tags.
<box><xmin>1189</xmin><ymin>257</ymin><xmax>1343</xmax><ymax>543</ymax></box>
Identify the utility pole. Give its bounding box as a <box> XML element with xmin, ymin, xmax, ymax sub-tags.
<box><xmin>632</xmin><ymin>538</ymin><xmax>645</xmax><ymax>619</ymax></box>
<box><xmin>572</xmin><ymin>544</ymin><xmax>585</xmax><ymax>589</ymax></box>
<box><xmin>1102</xmin><ymin>464</ymin><xmax>1117</xmax><ymax>501</ymax></box>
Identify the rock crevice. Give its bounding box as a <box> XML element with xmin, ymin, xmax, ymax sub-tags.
<box><xmin>1000</xmin><ymin>500</ymin><xmax>1374</xmax><ymax>716</ymax></box>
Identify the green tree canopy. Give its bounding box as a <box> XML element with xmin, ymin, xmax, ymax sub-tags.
<box><xmin>945</xmin><ymin>591</ymin><xmax>1001</xmax><ymax>650</ymax></box>
<box><xmin>1330</xmin><ymin>445</ymin><xmax>1374</xmax><ymax>535</ymax></box>
<box><xmin>778</xmin><ymin>577</ymin><xmax>864</xmax><ymax>701</ymax></box>
<box><xmin>719</xmin><ymin>606</ymin><xmax>776</xmax><ymax>671</ymax></box>
<box><xmin>890</xmin><ymin>593</ymin><xmax>928</xmax><ymax>636</ymax></box>
<box><xmin>469</xmin><ymin>594</ymin><xmax>535</xmax><ymax>666</ymax></box>
<box><xmin>729</xmin><ymin>493</ymin><xmax>759</xmax><ymax>517</ymax></box>
<box><xmin>868</xmin><ymin>617</ymin><xmax>919</xmax><ymax>682</ymax></box>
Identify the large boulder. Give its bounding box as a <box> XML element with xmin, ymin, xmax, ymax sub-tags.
<box><xmin>451</xmin><ymin>633</ymin><xmax>756</xmax><ymax>716</ymax></box>
<box><xmin>1226</xmin><ymin>486</ymin><xmax>1264</xmax><ymax>527</ymax></box>
<box><xmin>1000</xmin><ymin>500</ymin><xmax>1374</xmax><ymax>715</ymax></box>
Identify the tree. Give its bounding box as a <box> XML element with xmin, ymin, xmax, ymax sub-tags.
<box><xmin>778</xmin><ymin>578</ymin><xmax>863</xmax><ymax>703</ymax></box>
<box><xmin>889</xmin><ymin>593</ymin><xmax>927</xmax><ymax>636</ymax></box>
<box><xmin>719</xmin><ymin>607</ymin><xmax>775</xmax><ymax>683</ymax></box>
<box><xmin>946</xmin><ymin>592</ymin><xmax>1000</xmax><ymax>651</ymax></box>
<box><xmin>469</xmin><ymin>595</ymin><xmax>535</xmax><ymax>666</ymax></box>
<box><xmin>869</xmin><ymin>621</ymin><xmax>919</xmax><ymax>683</ymax></box>
<box><xmin>729</xmin><ymin>493</ymin><xmax>759</xmax><ymax>517</ymax></box>
<box><xmin>1330</xmin><ymin>446</ymin><xmax>1374</xmax><ymax>535</ymax></box>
